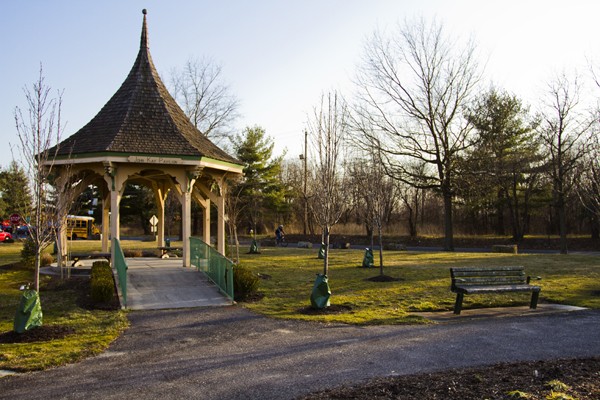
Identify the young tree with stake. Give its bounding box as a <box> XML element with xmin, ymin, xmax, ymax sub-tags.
<box><xmin>14</xmin><ymin>66</ymin><xmax>64</xmax><ymax>293</ymax></box>
<box><xmin>306</xmin><ymin>92</ymin><xmax>349</xmax><ymax>308</ymax></box>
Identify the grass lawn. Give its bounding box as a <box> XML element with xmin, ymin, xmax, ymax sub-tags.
<box><xmin>0</xmin><ymin>240</ymin><xmax>135</xmax><ymax>372</ymax></box>
<box><xmin>1</xmin><ymin>239</ymin><xmax>598</xmax><ymax>372</ymax></box>
<box><xmin>237</xmin><ymin>247</ymin><xmax>600</xmax><ymax>325</ymax></box>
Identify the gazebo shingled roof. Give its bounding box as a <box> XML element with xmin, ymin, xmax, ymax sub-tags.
<box><xmin>54</xmin><ymin>10</ymin><xmax>239</xmax><ymax>165</ymax></box>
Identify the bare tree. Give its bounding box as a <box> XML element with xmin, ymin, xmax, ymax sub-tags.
<box><xmin>347</xmin><ymin>155</ymin><xmax>397</xmax><ymax>276</ymax></box>
<box><xmin>538</xmin><ymin>72</ymin><xmax>593</xmax><ymax>254</ymax></box>
<box><xmin>353</xmin><ymin>18</ymin><xmax>481</xmax><ymax>251</ymax></box>
<box><xmin>51</xmin><ymin>165</ymin><xmax>81</xmax><ymax>277</ymax></box>
<box><xmin>170</xmin><ymin>56</ymin><xmax>239</xmax><ymax>143</ymax></box>
<box><xmin>307</xmin><ymin>92</ymin><xmax>349</xmax><ymax>277</ymax></box>
<box><xmin>576</xmin><ymin>130</ymin><xmax>600</xmax><ymax>238</ymax></box>
<box><xmin>14</xmin><ymin>65</ymin><xmax>64</xmax><ymax>292</ymax></box>
<box><xmin>397</xmin><ymin>162</ymin><xmax>429</xmax><ymax>238</ymax></box>
<box><xmin>225</xmin><ymin>181</ymin><xmax>246</xmax><ymax>263</ymax></box>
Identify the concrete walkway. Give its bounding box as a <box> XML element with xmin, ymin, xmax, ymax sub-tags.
<box><xmin>122</xmin><ymin>258</ymin><xmax>232</xmax><ymax>310</ymax></box>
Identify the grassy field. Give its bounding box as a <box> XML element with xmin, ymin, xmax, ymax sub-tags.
<box><xmin>237</xmin><ymin>247</ymin><xmax>600</xmax><ymax>325</ymax></box>
<box><xmin>0</xmin><ymin>240</ymin><xmax>144</xmax><ymax>372</ymax></box>
<box><xmin>1</xmin><ymin>239</ymin><xmax>598</xmax><ymax>372</ymax></box>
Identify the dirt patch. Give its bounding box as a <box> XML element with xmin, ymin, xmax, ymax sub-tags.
<box><xmin>300</xmin><ymin>357</ymin><xmax>600</xmax><ymax>400</ymax></box>
<box><xmin>0</xmin><ymin>325</ymin><xmax>76</xmax><ymax>344</ymax></box>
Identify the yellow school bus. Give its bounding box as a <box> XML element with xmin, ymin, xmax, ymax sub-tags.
<box><xmin>66</xmin><ymin>215</ymin><xmax>100</xmax><ymax>240</ymax></box>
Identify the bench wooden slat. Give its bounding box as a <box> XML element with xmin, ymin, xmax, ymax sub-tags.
<box><xmin>452</xmin><ymin>270</ymin><xmax>525</xmax><ymax>278</ymax></box>
<box><xmin>450</xmin><ymin>266</ymin><xmax>541</xmax><ymax>314</ymax></box>
<box><xmin>456</xmin><ymin>284</ymin><xmax>541</xmax><ymax>294</ymax></box>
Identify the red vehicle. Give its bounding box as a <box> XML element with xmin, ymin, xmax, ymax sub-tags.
<box><xmin>0</xmin><ymin>231</ymin><xmax>12</xmax><ymax>242</ymax></box>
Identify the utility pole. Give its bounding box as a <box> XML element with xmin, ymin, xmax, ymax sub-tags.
<box><xmin>302</xmin><ymin>130</ymin><xmax>308</xmax><ymax>235</ymax></box>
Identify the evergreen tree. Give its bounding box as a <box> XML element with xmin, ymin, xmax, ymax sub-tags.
<box><xmin>232</xmin><ymin>126</ymin><xmax>288</xmax><ymax>233</ymax></box>
<box><xmin>461</xmin><ymin>88</ymin><xmax>546</xmax><ymax>240</ymax></box>
<box><xmin>0</xmin><ymin>161</ymin><xmax>32</xmax><ymax>218</ymax></box>
<box><xmin>120</xmin><ymin>184</ymin><xmax>156</xmax><ymax>234</ymax></box>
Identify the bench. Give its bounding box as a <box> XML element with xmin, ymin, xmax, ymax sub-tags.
<box><xmin>157</xmin><ymin>247</ymin><xmax>183</xmax><ymax>258</ymax></box>
<box><xmin>70</xmin><ymin>252</ymin><xmax>111</xmax><ymax>267</ymax></box>
<box><xmin>450</xmin><ymin>266</ymin><xmax>541</xmax><ymax>315</ymax></box>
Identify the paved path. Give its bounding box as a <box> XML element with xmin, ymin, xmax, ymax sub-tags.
<box><xmin>0</xmin><ymin>306</ymin><xmax>598</xmax><ymax>400</ymax></box>
<box><xmin>123</xmin><ymin>258</ymin><xmax>231</xmax><ymax>310</ymax></box>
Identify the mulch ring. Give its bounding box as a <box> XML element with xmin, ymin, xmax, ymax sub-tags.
<box><xmin>300</xmin><ymin>357</ymin><xmax>600</xmax><ymax>400</ymax></box>
<box><xmin>299</xmin><ymin>304</ymin><xmax>353</xmax><ymax>315</ymax></box>
<box><xmin>0</xmin><ymin>325</ymin><xmax>76</xmax><ymax>344</ymax></box>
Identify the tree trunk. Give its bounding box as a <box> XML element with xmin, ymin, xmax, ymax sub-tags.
<box><xmin>233</xmin><ymin>224</ymin><xmax>240</xmax><ymax>263</ymax></box>
<box><xmin>34</xmin><ymin>252</ymin><xmax>41</xmax><ymax>292</ymax></box>
<box><xmin>323</xmin><ymin>226</ymin><xmax>330</xmax><ymax>276</ymax></box>
<box><xmin>496</xmin><ymin>189</ymin><xmax>506</xmax><ymax>235</ymax></box>
<box><xmin>442</xmin><ymin>190</ymin><xmax>454</xmax><ymax>251</ymax></box>
<box><xmin>558</xmin><ymin>195</ymin><xmax>568</xmax><ymax>254</ymax></box>
<box><xmin>377</xmin><ymin>222</ymin><xmax>384</xmax><ymax>276</ymax></box>
<box><xmin>591</xmin><ymin>215</ymin><xmax>600</xmax><ymax>240</ymax></box>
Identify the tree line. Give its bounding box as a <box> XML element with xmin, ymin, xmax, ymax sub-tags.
<box><xmin>221</xmin><ymin>18</ymin><xmax>600</xmax><ymax>256</ymax></box>
<box><xmin>6</xmin><ymin>17</ymin><xmax>600</xmax><ymax>262</ymax></box>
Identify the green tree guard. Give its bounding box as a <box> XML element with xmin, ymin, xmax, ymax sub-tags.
<box><xmin>248</xmin><ymin>239</ymin><xmax>260</xmax><ymax>254</ymax></box>
<box><xmin>14</xmin><ymin>289</ymin><xmax>43</xmax><ymax>333</ymax></box>
<box><xmin>362</xmin><ymin>248</ymin><xmax>374</xmax><ymax>268</ymax></box>
<box><xmin>310</xmin><ymin>274</ymin><xmax>331</xmax><ymax>309</ymax></box>
<box><xmin>318</xmin><ymin>242</ymin><xmax>326</xmax><ymax>259</ymax></box>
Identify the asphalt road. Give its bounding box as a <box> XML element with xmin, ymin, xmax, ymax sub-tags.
<box><xmin>1</xmin><ymin>307</ymin><xmax>599</xmax><ymax>399</ymax></box>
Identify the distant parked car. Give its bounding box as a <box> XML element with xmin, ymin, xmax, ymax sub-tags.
<box><xmin>1</xmin><ymin>225</ymin><xmax>12</xmax><ymax>233</ymax></box>
<box><xmin>0</xmin><ymin>231</ymin><xmax>13</xmax><ymax>242</ymax></box>
<box><xmin>16</xmin><ymin>225</ymin><xmax>30</xmax><ymax>237</ymax></box>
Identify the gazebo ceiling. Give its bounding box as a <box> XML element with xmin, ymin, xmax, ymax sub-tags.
<box><xmin>51</xmin><ymin>9</ymin><xmax>241</xmax><ymax>168</ymax></box>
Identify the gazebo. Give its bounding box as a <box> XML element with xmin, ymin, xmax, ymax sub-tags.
<box><xmin>49</xmin><ymin>10</ymin><xmax>243</xmax><ymax>267</ymax></box>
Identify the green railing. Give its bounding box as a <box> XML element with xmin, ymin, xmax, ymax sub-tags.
<box><xmin>112</xmin><ymin>238</ymin><xmax>128</xmax><ymax>308</ymax></box>
<box><xmin>190</xmin><ymin>237</ymin><xmax>234</xmax><ymax>301</ymax></box>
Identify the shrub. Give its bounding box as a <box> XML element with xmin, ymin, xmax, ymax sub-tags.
<box><xmin>20</xmin><ymin>237</ymin><xmax>36</xmax><ymax>268</ymax></box>
<box><xmin>233</xmin><ymin>265</ymin><xmax>259</xmax><ymax>301</ymax></box>
<box><xmin>142</xmin><ymin>250</ymin><xmax>159</xmax><ymax>257</ymax></box>
<box><xmin>90</xmin><ymin>261</ymin><xmax>114</xmax><ymax>303</ymax></box>
<box><xmin>20</xmin><ymin>238</ymin><xmax>54</xmax><ymax>268</ymax></box>
<box><xmin>40</xmin><ymin>253</ymin><xmax>54</xmax><ymax>267</ymax></box>
<box><xmin>123</xmin><ymin>249</ymin><xmax>142</xmax><ymax>258</ymax></box>
<box><xmin>91</xmin><ymin>261</ymin><xmax>111</xmax><ymax>278</ymax></box>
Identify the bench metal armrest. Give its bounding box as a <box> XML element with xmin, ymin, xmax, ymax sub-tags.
<box><xmin>526</xmin><ymin>276</ymin><xmax>542</xmax><ymax>284</ymax></box>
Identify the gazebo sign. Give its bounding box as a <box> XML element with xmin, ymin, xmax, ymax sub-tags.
<box><xmin>128</xmin><ymin>156</ymin><xmax>184</xmax><ymax>164</ymax></box>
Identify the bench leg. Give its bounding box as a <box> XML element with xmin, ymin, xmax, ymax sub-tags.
<box><xmin>530</xmin><ymin>290</ymin><xmax>540</xmax><ymax>309</ymax></box>
<box><xmin>453</xmin><ymin>293</ymin><xmax>464</xmax><ymax>315</ymax></box>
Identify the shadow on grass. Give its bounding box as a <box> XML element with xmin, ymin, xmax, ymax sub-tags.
<box><xmin>365</xmin><ymin>275</ymin><xmax>404</xmax><ymax>282</ymax></box>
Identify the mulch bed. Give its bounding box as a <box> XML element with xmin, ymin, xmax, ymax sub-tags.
<box><xmin>301</xmin><ymin>357</ymin><xmax>600</xmax><ymax>399</ymax></box>
<box><xmin>299</xmin><ymin>304</ymin><xmax>353</xmax><ymax>315</ymax></box>
<box><xmin>0</xmin><ymin>325</ymin><xmax>76</xmax><ymax>344</ymax></box>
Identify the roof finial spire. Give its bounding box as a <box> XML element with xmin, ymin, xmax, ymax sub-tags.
<box><xmin>140</xmin><ymin>9</ymin><xmax>148</xmax><ymax>49</ymax></box>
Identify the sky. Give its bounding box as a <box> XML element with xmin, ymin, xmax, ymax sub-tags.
<box><xmin>1</xmin><ymin>0</ymin><xmax>599</xmax><ymax>169</ymax></box>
